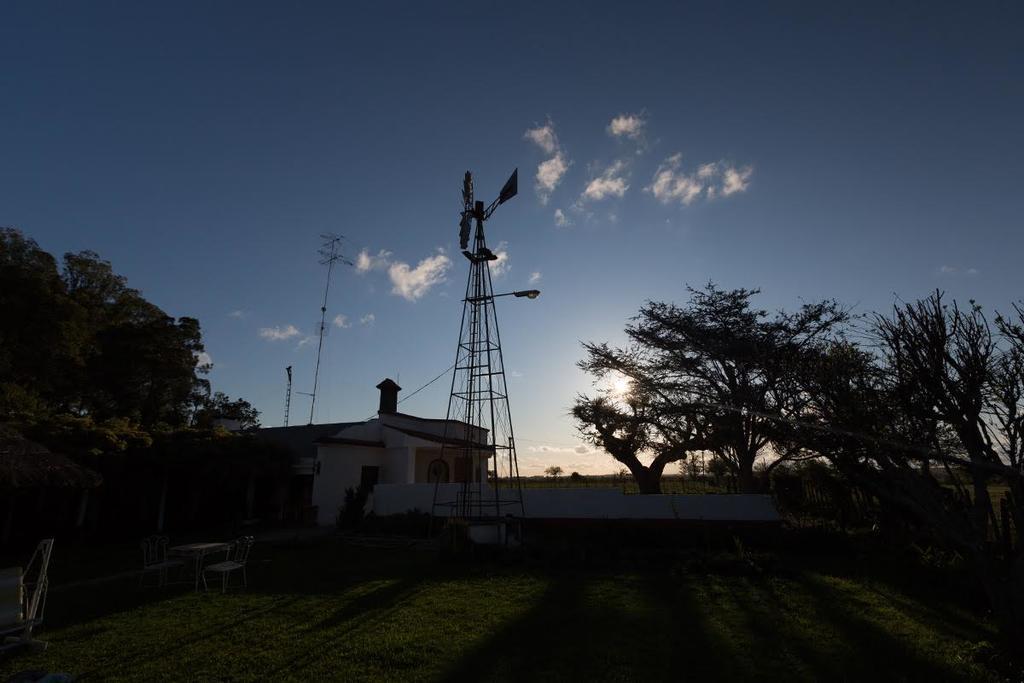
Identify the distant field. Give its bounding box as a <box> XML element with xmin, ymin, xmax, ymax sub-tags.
<box><xmin>518</xmin><ymin>475</ymin><xmax>730</xmax><ymax>495</ymax></box>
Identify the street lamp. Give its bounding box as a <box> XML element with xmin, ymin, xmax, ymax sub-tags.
<box><xmin>465</xmin><ymin>289</ymin><xmax>541</xmax><ymax>303</ymax></box>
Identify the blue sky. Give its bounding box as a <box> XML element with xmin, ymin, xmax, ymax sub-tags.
<box><xmin>3</xmin><ymin>1</ymin><xmax>1022</xmax><ymax>474</ymax></box>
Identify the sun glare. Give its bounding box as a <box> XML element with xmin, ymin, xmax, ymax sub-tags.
<box><xmin>608</xmin><ymin>371</ymin><xmax>632</xmax><ymax>398</ymax></box>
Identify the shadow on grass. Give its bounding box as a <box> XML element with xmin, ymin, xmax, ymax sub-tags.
<box><xmin>440</xmin><ymin>566</ymin><xmax>988</xmax><ymax>683</ymax></box>
<box><xmin>440</xmin><ymin>572</ymin><xmax>741</xmax><ymax>681</ymax></box>
<box><xmin>262</xmin><ymin>574</ymin><xmax>429</xmax><ymax>678</ymax></box>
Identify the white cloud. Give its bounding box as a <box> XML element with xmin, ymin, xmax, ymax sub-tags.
<box><xmin>607</xmin><ymin>113</ymin><xmax>645</xmax><ymax>140</ymax></box>
<box><xmin>582</xmin><ymin>160</ymin><xmax>629</xmax><ymax>201</ymax></box>
<box><xmin>259</xmin><ymin>325</ymin><xmax>301</xmax><ymax>341</ymax></box>
<box><xmin>938</xmin><ymin>265</ymin><xmax>980</xmax><ymax>276</ymax></box>
<box><xmin>388</xmin><ymin>250</ymin><xmax>451</xmax><ymax>301</ymax></box>
<box><xmin>535</xmin><ymin>152</ymin><xmax>569</xmax><ymax>203</ymax></box>
<box><xmin>525</xmin><ymin>119</ymin><xmax>570</xmax><ymax>204</ymax></box>
<box><xmin>554</xmin><ymin>208</ymin><xmax>570</xmax><ymax>227</ymax></box>
<box><xmin>296</xmin><ymin>335</ymin><xmax>316</xmax><ymax>348</ymax></box>
<box><xmin>647</xmin><ymin>153</ymin><xmax>753</xmax><ymax>206</ymax></box>
<box><xmin>526</xmin><ymin>443</ymin><xmax>602</xmax><ymax>456</ymax></box>
<box><xmin>333</xmin><ymin>314</ymin><xmax>350</xmax><ymax>328</ymax></box>
<box><xmin>195</xmin><ymin>351</ymin><xmax>213</xmax><ymax>368</ymax></box>
<box><xmin>721</xmin><ymin>165</ymin><xmax>754</xmax><ymax>196</ymax></box>
<box><xmin>228</xmin><ymin>310</ymin><xmax>246</xmax><ymax>319</ymax></box>
<box><xmin>528</xmin><ymin>271</ymin><xmax>542</xmax><ymax>285</ymax></box>
<box><xmin>509</xmin><ymin>370</ymin><xmax>524</xmax><ymax>378</ymax></box>
<box><xmin>360</xmin><ymin>313</ymin><xmax>375</xmax><ymax>326</ymax></box>
<box><xmin>490</xmin><ymin>241</ymin><xmax>510</xmax><ymax>278</ymax></box>
<box><xmin>524</xmin><ymin>122</ymin><xmax>559</xmax><ymax>155</ymax></box>
<box><xmin>356</xmin><ymin>248</ymin><xmax>392</xmax><ymax>273</ymax></box>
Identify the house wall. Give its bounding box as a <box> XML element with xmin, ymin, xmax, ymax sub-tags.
<box><xmin>383</xmin><ymin>447</ymin><xmax>414</xmax><ymax>484</ymax></box>
<box><xmin>413</xmin><ymin>448</ymin><xmax>489</xmax><ymax>484</ymax></box>
<box><xmin>312</xmin><ymin>444</ymin><xmax>383</xmax><ymax>526</ymax></box>
<box><xmin>370</xmin><ymin>484</ymin><xmax>780</xmax><ymax>522</ymax></box>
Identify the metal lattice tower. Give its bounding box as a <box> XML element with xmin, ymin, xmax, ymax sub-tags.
<box><xmin>283</xmin><ymin>366</ymin><xmax>293</xmax><ymax>427</ymax></box>
<box><xmin>434</xmin><ymin>169</ymin><xmax>525</xmax><ymax>523</ymax></box>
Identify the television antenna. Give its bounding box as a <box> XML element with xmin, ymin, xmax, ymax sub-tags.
<box><xmin>283</xmin><ymin>366</ymin><xmax>293</xmax><ymax>427</ymax></box>
<box><xmin>433</xmin><ymin>168</ymin><xmax>533</xmax><ymax>531</ymax></box>
<box><xmin>308</xmin><ymin>233</ymin><xmax>353</xmax><ymax>425</ymax></box>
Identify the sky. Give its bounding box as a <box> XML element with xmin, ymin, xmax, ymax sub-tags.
<box><xmin>2</xmin><ymin>1</ymin><xmax>1022</xmax><ymax>474</ymax></box>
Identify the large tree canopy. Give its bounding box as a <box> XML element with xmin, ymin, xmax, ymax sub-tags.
<box><xmin>574</xmin><ymin>284</ymin><xmax>847</xmax><ymax>493</ymax></box>
<box><xmin>0</xmin><ymin>228</ymin><xmax>216</xmax><ymax>428</ymax></box>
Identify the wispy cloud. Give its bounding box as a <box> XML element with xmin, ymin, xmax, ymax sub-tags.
<box><xmin>332</xmin><ymin>314</ymin><xmax>350</xmax><ymax>328</ymax></box>
<box><xmin>360</xmin><ymin>313</ymin><xmax>376</xmax><ymax>326</ymax></box>
<box><xmin>296</xmin><ymin>335</ymin><xmax>316</xmax><ymax>348</ymax></box>
<box><xmin>647</xmin><ymin>153</ymin><xmax>753</xmax><ymax>205</ymax></box>
<box><xmin>228</xmin><ymin>309</ymin><xmax>246</xmax><ymax>319</ymax></box>
<box><xmin>524</xmin><ymin>123</ymin><xmax>558</xmax><ymax>155</ymax></box>
<box><xmin>582</xmin><ymin>160</ymin><xmax>629</xmax><ymax>201</ymax></box>
<box><xmin>388</xmin><ymin>249</ymin><xmax>451</xmax><ymax>301</ymax></box>
<box><xmin>938</xmin><ymin>265</ymin><xmax>980</xmax><ymax>276</ymax></box>
<box><xmin>528</xmin><ymin>271</ymin><xmax>542</xmax><ymax>285</ymax></box>
<box><xmin>491</xmin><ymin>241</ymin><xmax>510</xmax><ymax>278</ymax></box>
<box><xmin>525</xmin><ymin>119</ymin><xmax>570</xmax><ymax>204</ymax></box>
<box><xmin>554</xmin><ymin>208</ymin><xmax>570</xmax><ymax>227</ymax></box>
<box><xmin>607</xmin><ymin>113</ymin><xmax>645</xmax><ymax>140</ymax></box>
<box><xmin>355</xmin><ymin>248</ymin><xmax>392</xmax><ymax>274</ymax></box>
<box><xmin>535</xmin><ymin>153</ymin><xmax>569</xmax><ymax>204</ymax></box>
<box><xmin>259</xmin><ymin>324</ymin><xmax>301</xmax><ymax>341</ymax></box>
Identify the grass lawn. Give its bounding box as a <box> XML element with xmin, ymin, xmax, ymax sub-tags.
<box><xmin>0</xmin><ymin>534</ymin><xmax>1007</xmax><ymax>682</ymax></box>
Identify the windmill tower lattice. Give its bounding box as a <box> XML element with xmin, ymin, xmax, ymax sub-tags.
<box><xmin>433</xmin><ymin>168</ymin><xmax>525</xmax><ymax>522</ymax></box>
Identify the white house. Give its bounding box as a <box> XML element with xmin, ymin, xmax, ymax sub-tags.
<box><xmin>310</xmin><ymin>379</ymin><xmax>492</xmax><ymax>526</ymax></box>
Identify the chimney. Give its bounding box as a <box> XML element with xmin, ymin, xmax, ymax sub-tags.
<box><xmin>376</xmin><ymin>378</ymin><xmax>401</xmax><ymax>414</ymax></box>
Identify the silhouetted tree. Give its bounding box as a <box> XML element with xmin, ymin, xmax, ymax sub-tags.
<box><xmin>800</xmin><ymin>293</ymin><xmax>1024</xmax><ymax>649</ymax></box>
<box><xmin>193</xmin><ymin>392</ymin><xmax>261</xmax><ymax>430</ymax></box>
<box><xmin>576</xmin><ymin>284</ymin><xmax>846</xmax><ymax>492</ymax></box>
<box><xmin>0</xmin><ymin>229</ymin><xmax>213</xmax><ymax>427</ymax></box>
<box><xmin>0</xmin><ymin>229</ymin><xmax>85</xmax><ymax>417</ymax></box>
<box><xmin>544</xmin><ymin>465</ymin><xmax>564</xmax><ymax>479</ymax></box>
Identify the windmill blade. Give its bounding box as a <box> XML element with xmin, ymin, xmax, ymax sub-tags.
<box><xmin>497</xmin><ymin>168</ymin><xmax>517</xmax><ymax>205</ymax></box>
<box><xmin>459</xmin><ymin>213</ymin><xmax>472</xmax><ymax>250</ymax></box>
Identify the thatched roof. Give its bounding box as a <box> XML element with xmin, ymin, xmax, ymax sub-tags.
<box><xmin>0</xmin><ymin>426</ymin><xmax>103</xmax><ymax>490</ymax></box>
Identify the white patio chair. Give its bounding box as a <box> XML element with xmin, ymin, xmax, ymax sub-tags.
<box><xmin>202</xmin><ymin>536</ymin><xmax>254</xmax><ymax>593</ymax></box>
<box><xmin>1</xmin><ymin>538</ymin><xmax>54</xmax><ymax>653</ymax></box>
<box><xmin>140</xmin><ymin>535</ymin><xmax>183</xmax><ymax>588</ymax></box>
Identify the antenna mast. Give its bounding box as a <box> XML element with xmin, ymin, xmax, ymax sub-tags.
<box><xmin>308</xmin><ymin>234</ymin><xmax>352</xmax><ymax>425</ymax></box>
<box><xmin>283</xmin><ymin>366</ymin><xmax>293</xmax><ymax>427</ymax></box>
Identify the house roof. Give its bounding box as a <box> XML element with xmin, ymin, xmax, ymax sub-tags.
<box><xmin>255</xmin><ymin>422</ymin><xmax>362</xmax><ymax>460</ymax></box>
<box><xmin>386</xmin><ymin>411</ymin><xmax>487</xmax><ymax>432</ymax></box>
<box><xmin>0</xmin><ymin>426</ymin><xmax>103</xmax><ymax>490</ymax></box>
<box><xmin>313</xmin><ymin>436</ymin><xmax>385</xmax><ymax>447</ymax></box>
<box><xmin>384</xmin><ymin>425</ymin><xmax>493</xmax><ymax>451</ymax></box>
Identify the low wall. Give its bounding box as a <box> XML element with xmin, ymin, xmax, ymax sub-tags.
<box><xmin>370</xmin><ymin>483</ymin><xmax>779</xmax><ymax>522</ymax></box>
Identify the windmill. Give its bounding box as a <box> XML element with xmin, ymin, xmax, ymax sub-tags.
<box><xmin>433</xmin><ymin>168</ymin><xmax>537</xmax><ymax>533</ymax></box>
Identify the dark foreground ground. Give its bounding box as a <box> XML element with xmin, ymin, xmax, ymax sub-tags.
<box><xmin>0</xmin><ymin>531</ymin><xmax>1013</xmax><ymax>682</ymax></box>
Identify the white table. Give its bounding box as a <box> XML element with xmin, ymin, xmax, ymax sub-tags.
<box><xmin>168</xmin><ymin>542</ymin><xmax>230</xmax><ymax>592</ymax></box>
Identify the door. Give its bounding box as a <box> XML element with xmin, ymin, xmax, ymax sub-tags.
<box><xmin>360</xmin><ymin>466</ymin><xmax>380</xmax><ymax>492</ymax></box>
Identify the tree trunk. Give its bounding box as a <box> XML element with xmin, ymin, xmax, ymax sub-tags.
<box><xmin>628</xmin><ymin>459</ymin><xmax>669</xmax><ymax>494</ymax></box>
<box><xmin>634</xmin><ymin>468</ymin><xmax>662</xmax><ymax>494</ymax></box>
<box><xmin>737</xmin><ymin>461</ymin><xmax>757</xmax><ymax>493</ymax></box>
